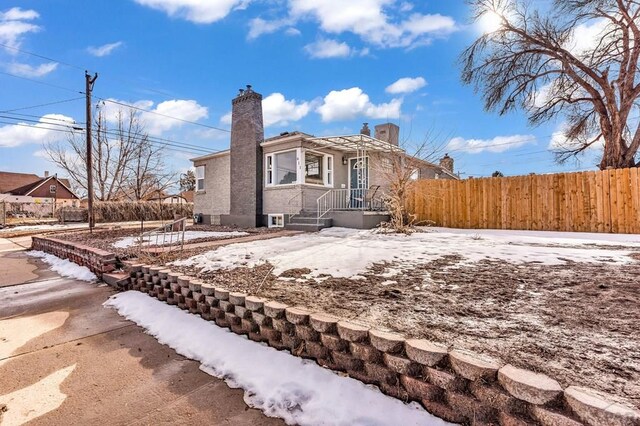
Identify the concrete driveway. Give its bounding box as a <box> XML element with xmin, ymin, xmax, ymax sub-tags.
<box><xmin>0</xmin><ymin>237</ymin><xmax>284</xmax><ymax>425</ymax></box>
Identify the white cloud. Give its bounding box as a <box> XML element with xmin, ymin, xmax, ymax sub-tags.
<box><xmin>248</xmin><ymin>18</ymin><xmax>292</xmax><ymax>39</ymax></box>
<box><xmin>0</xmin><ymin>7</ymin><xmax>40</xmax><ymax>51</ymax></box>
<box><xmin>219</xmin><ymin>93</ymin><xmax>311</xmax><ymax>127</ymax></box>
<box><xmin>101</xmin><ymin>98</ymin><xmax>209</xmax><ymax>136</ymax></box>
<box><xmin>285</xmin><ymin>27</ymin><xmax>301</xmax><ymax>36</ymax></box>
<box><xmin>567</xmin><ymin>19</ymin><xmax>609</xmax><ymax>56</ymax></box>
<box><xmin>133</xmin><ymin>0</ymin><xmax>250</xmax><ymax>24</ymax></box>
<box><xmin>87</xmin><ymin>41</ymin><xmax>123</xmax><ymax>57</ymax></box>
<box><xmin>220</xmin><ymin>112</ymin><xmax>232</xmax><ymax>126</ymax></box>
<box><xmin>386</xmin><ymin>76</ymin><xmax>426</xmax><ymax>94</ymax></box>
<box><xmin>0</xmin><ymin>114</ymin><xmax>77</xmax><ymax>148</ymax></box>
<box><xmin>447</xmin><ymin>134</ymin><xmax>535</xmax><ymax>154</ymax></box>
<box><xmin>548</xmin><ymin>123</ymin><xmax>604</xmax><ymax>151</ymax></box>
<box><xmin>316</xmin><ymin>87</ymin><xmax>402</xmax><ymax>122</ymax></box>
<box><xmin>6</xmin><ymin>62</ymin><xmax>57</xmax><ymax>78</ymax></box>
<box><xmin>289</xmin><ymin>0</ymin><xmax>456</xmax><ymax>48</ymax></box>
<box><xmin>262</xmin><ymin>93</ymin><xmax>310</xmax><ymax>127</ymax></box>
<box><xmin>304</xmin><ymin>38</ymin><xmax>352</xmax><ymax>58</ymax></box>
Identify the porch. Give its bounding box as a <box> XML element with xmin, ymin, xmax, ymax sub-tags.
<box><xmin>283</xmin><ymin>188</ymin><xmax>390</xmax><ymax>231</ymax></box>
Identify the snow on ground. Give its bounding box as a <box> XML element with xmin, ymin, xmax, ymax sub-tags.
<box><xmin>27</xmin><ymin>251</ymin><xmax>97</xmax><ymax>281</ymax></box>
<box><xmin>112</xmin><ymin>231</ymin><xmax>249</xmax><ymax>248</ymax></box>
<box><xmin>0</xmin><ymin>224</ymin><xmax>77</xmax><ymax>233</ymax></box>
<box><xmin>105</xmin><ymin>292</ymin><xmax>451</xmax><ymax>426</ymax></box>
<box><xmin>173</xmin><ymin>227</ymin><xmax>639</xmax><ymax>279</ymax></box>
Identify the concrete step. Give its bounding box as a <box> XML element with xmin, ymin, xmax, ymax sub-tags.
<box><xmin>102</xmin><ymin>272</ymin><xmax>130</xmax><ymax>289</ymax></box>
<box><xmin>288</xmin><ymin>217</ymin><xmax>333</xmax><ymax>226</ymax></box>
<box><xmin>284</xmin><ymin>222</ymin><xmax>331</xmax><ymax>232</ymax></box>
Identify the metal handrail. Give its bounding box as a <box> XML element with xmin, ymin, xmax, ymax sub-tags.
<box><xmin>137</xmin><ymin>217</ymin><xmax>187</xmax><ymax>254</ymax></box>
<box><xmin>286</xmin><ymin>191</ymin><xmax>303</xmax><ymax>223</ymax></box>
<box><xmin>317</xmin><ymin>188</ymin><xmax>380</xmax><ymax>224</ymax></box>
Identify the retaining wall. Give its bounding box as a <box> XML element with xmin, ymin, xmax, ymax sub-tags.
<box><xmin>119</xmin><ymin>263</ymin><xmax>640</xmax><ymax>426</ymax></box>
<box><xmin>32</xmin><ymin>236</ymin><xmax>116</xmax><ymax>278</ymax></box>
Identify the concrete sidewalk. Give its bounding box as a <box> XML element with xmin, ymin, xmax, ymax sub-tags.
<box><xmin>0</xmin><ymin>246</ymin><xmax>283</xmax><ymax>425</ymax></box>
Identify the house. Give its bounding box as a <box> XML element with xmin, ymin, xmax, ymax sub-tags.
<box><xmin>0</xmin><ymin>171</ymin><xmax>80</xmax><ymax>207</ymax></box>
<box><xmin>191</xmin><ymin>86</ymin><xmax>458</xmax><ymax>230</ymax></box>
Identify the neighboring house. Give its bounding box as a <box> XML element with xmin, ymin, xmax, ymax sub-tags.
<box><xmin>192</xmin><ymin>86</ymin><xmax>458</xmax><ymax>230</ymax></box>
<box><xmin>0</xmin><ymin>171</ymin><xmax>80</xmax><ymax>207</ymax></box>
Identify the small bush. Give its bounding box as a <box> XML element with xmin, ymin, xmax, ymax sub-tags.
<box><xmin>57</xmin><ymin>201</ymin><xmax>193</xmax><ymax>223</ymax></box>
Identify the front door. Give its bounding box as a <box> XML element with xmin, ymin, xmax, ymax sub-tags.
<box><xmin>349</xmin><ymin>157</ymin><xmax>369</xmax><ymax>208</ymax></box>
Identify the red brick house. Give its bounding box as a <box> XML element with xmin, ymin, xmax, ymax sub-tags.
<box><xmin>0</xmin><ymin>171</ymin><xmax>80</xmax><ymax>207</ymax></box>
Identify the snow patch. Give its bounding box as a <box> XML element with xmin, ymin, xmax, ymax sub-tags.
<box><xmin>27</xmin><ymin>251</ymin><xmax>97</xmax><ymax>281</ymax></box>
<box><xmin>173</xmin><ymin>227</ymin><xmax>637</xmax><ymax>279</ymax></box>
<box><xmin>104</xmin><ymin>292</ymin><xmax>450</xmax><ymax>426</ymax></box>
<box><xmin>112</xmin><ymin>231</ymin><xmax>249</xmax><ymax>248</ymax></box>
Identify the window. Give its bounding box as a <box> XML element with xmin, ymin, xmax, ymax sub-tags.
<box><xmin>275</xmin><ymin>151</ymin><xmax>297</xmax><ymax>185</ymax></box>
<box><xmin>268</xmin><ymin>214</ymin><xmax>284</xmax><ymax>228</ymax></box>
<box><xmin>381</xmin><ymin>157</ymin><xmax>393</xmax><ymax>171</ymax></box>
<box><xmin>266</xmin><ymin>150</ymin><xmax>298</xmax><ymax>186</ymax></box>
<box><xmin>49</xmin><ymin>184</ymin><xmax>57</xmax><ymax>194</ymax></box>
<box><xmin>266</xmin><ymin>149</ymin><xmax>333</xmax><ymax>187</ymax></box>
<box><xmin>305</xmin><ymin>152</ymin><xmax>324</xmax><ymax>185</ymax></box>
<box><xmin>196</xmin><ymin>166</ymin><xmax>205</xmax><ymax>191</ymax></box>
<box><xmin>410</xmin><ymin>169</ymin><xmax>420</xmax><ymax>181</ymax></box>
<box><xmin>266</xmin><ymin>155</ymin><xmax>273</xmax><ymax>185</ymax></box>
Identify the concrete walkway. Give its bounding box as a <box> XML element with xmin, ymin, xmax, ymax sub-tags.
<box><xmin>0</xmin><ymin>241</ymin><xmax>284</xmax><ymax>425</ymax></box>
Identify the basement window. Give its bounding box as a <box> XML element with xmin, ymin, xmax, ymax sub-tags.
<box><xmin>268</xmin><ymin>214</ymin><xmax>284</xmax><ymax>228</ymax></box>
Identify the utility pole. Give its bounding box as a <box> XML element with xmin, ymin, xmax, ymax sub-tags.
<box><xmin>85</xmin><ymin>71</ymin><xmax>98</xmax><ymax>232</ymax></box>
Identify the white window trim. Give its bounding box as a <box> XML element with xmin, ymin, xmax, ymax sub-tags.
<box><xmin>268</xmin><ymin>213</ymin><xmax>284</xmax><ymax>228</ymax></box>
<box><xmin>196</xmin><ymin>166</ymin><xmax>205</xmax><ymax>191</ymax></box>
<box><xmin>265</xmin><ymin>148</ymin><xmax>334</xmax><ymax>188</ymax></box>
<box><xmin>265</xmin><ymin>148</ymin><xmax>300</xmax><ymax>187</ymax></box>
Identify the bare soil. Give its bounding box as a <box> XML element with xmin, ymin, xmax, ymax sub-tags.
<box><xmin>55</xmin><ymin>225</ymin><xmax>281</xmax><ymax>260</ymax></box>
<box><xmin>170</xmin><ymin>254</ymin><xmax>640</xmax><ymax>407</ymax></box>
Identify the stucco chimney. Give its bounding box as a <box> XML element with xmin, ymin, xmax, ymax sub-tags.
<box><xmin>220</xmin><ymin>85</ymin><xmax>265</xmax><ymax>228</ymax></box>
<box><xmin>374</xmin><ymin>123</ymin><xmax>399</xmax><ymax>146</ymax></box>
<box><xmin>44</xmin><ymin>171</ymin><xmax>49</xmax><ymax>177</ymax></box>
<box><xmin>360</xmin><ymin>123</ymin><xmax>371</xmax><ymax>136</ymax></box>
<box><xmin>439</xmin><ymin>154</ymin><xmax>454</xmax><ymax>173</ymax></box>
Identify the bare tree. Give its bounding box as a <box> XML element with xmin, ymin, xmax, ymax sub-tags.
<box><xmin>45</xmin><ymin>105</ymin><xmax>173</xmax><ymax>200</ymax></box>
<box><xmin>376</xmin><ymin>130</ymin><xmax>451</xmax><ymax>233</ymax></box>
<box><xmin>461</xmin><ymin>0</ymin><xmax>640</xmax><ymax>169</ymax></box>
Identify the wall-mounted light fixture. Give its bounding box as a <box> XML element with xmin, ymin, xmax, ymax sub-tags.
<box><xmin>342</xmin><ymin>156</ymin><xmax>348</xmax><ymax>165</ymax></box>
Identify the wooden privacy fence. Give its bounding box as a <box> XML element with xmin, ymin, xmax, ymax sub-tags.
<box><xmin>407</xmin><ymin>167</ymin><xmax>640</xmax><ymax>234</ymax></box>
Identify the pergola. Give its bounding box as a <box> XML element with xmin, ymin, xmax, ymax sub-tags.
<box><xmin>304</xmin><ymin>134</ymin><xmax>404</xmax><ymax>154</ymax></box>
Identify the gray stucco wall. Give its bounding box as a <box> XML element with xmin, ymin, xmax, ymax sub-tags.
<box><xmin>193</xmin><ymin>154</ymin><xmax>230</xmax><ymax>224</ymax></box>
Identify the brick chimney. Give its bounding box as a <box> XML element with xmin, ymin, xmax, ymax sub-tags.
<box><xmin>439</xmin><ymin>153</ymin><xmax>454</xmax><ymax>173</ymax></box>
<box><xmin>374</xmin><ymin>123</ymin><xmax>399</xmax><ymax>146</ymax></box>
<box><xmin>220</xmin><ymin>85</ymin><xmax>265</xmax><ymax>228</ymax></box>
<box><xmin>44</xmin><ymin>171</ymin><xmax>49</xmax><ymax>177</ymax></box>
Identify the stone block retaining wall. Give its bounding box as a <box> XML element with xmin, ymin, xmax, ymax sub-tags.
<box><xmin>32</xmin><ymin>236</ymin><xmax>116</xmax><ymax>278</ymax></box>
<box><xmin>122</xmin><ymin>262</ymin><xmax>640</xmax><ymax>426</ymax></box>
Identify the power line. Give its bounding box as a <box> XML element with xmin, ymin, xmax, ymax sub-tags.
<box><xmin>0</xmin><ymin>114</ymin><xmax>213</xmax><ymax>155</ymax></box>
<box><xmin>0</xmin><ymin>97</ymin><xmax>85</xmax><ymax>113</ymax></box>
<box><xmin>0</xmin><ymin>71</ymin><xmax>80</xmax><ymax>93</ymax></box>
<box><xmin>0</xmin><ymin>42</ymin><xmax>85</xmax><ymax>71</ymax></box>
<box><xmin>97</xmin><ymin>97</ymin><xmax>231</xmax><ymax>133</ymax></box>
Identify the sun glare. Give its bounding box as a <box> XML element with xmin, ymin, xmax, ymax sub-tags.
<box><xmin>478</xmin><ymin>10</ymin><xmax>504</xmax><ymax>34</ymax></box>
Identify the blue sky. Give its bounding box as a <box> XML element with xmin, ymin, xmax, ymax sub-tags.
<box><xmin>0</xmin><ymin>0</ymin><xmax>604</xmax><ymax>183</ymax></box>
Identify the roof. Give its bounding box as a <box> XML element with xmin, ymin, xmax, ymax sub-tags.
<box><xmin>0</xmin><ymin>172</ymin><xmax>79</xmax><ymax>197</ymax></box>
<box><xmin>190</xmin><ymin>149</ymin><xmax>230</xmax><ymax>162</ymax></box>
<box><xmin>179</xmin><ymin>190</ymin><xmax>194</xmax><ymax>203</ymax></box>
<box><xmin>0</xmin><ymin>171</ymin><xmax>40</xmax><ymax>193</ymax></box>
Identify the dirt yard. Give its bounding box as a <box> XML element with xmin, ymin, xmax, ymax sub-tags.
<box><xmin>165</xmin><ymin>227</ymin><xmax>640</xmax><ymax>408</ymax></box>
<box><xmin>54</xmin><ymin>225</ymin><xmax>282</xmax><ymax>259</ymax></box>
